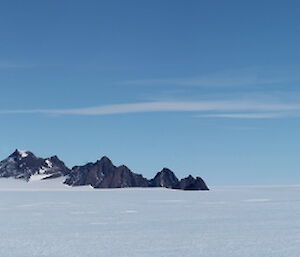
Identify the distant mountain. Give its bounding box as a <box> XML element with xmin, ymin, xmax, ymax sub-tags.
<box><xmin>148</xmin><ymin>168</ymin><xmax>209</xmax><ymax>190</ymax></box>
<box><xmin>65</xmin><ymin>156</ymin><xmax>149</xmax><ymax>188</ymax></box>
<box><xmin>65</xmin><ymin>156</ymin><xmax>208</xmax><ymax>190</ymax></box>
<box><xmin>174</xmin><ymin>175</ymin><xmax>209</xmax><ymax>191</ymax></box>
<box><xmin>149</xmin><ymin>168</ymin><xmax>179</xmax><ymax>188</ymax></box>
<box><xmin>0</xmin><ymin>149</ymin><xmax>70</xmax><ymax>181</ymax></box>
<box><xmin>0</xmin><ymin>150</ymin><xmax>209</xmax><ymax>190</ymax></box>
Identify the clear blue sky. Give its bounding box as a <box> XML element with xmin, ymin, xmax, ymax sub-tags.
<box><xmin>1</xmin><ymin>0</ymin><xmax>300</xmax><ymax>185</ymax></box>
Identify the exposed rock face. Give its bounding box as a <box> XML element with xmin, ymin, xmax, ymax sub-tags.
<box><xmin>174</xmin><ymin>175</ymin><xmax>209</xmax><ymax>191</ymax></box>
<box><xmin>0</xmin><ymin>150</ymin><xmax>209</xmax><ymax>190</ymax></box>
<box><xmin>65</xmin><ymin>156</ymin><xmax>149</xmax><ymax>188</ymax></box>
<box><xmin>66</xmin><ymin>158</ymin><xmax>209</xmax><ymax>190</ymax></box>
<box><xmin>149</xmin><ymin>168</ymin><xmax>179</xmax><ymax>188</ymax></box>
<box><xmin>41</xmin><ymin>155</ymin><xmax>71</xmax><ymax>179</ymax></box>
<box><xmin>0</xmin><ymin>149</ymin><xmax>70</xmax><ymax>181</ymax></box>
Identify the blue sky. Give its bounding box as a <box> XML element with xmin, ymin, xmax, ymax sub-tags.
<box><xmin>1</xmin><ymin>0</ymin><xmax>300</xmax><ymax>185</ymax></box>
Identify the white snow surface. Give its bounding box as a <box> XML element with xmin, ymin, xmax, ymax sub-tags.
<box><xmin>45</xmin><ymin>159</ymin><xmax>53</xmax><ymax>168</ymax></box>
<box><xmin>17</xmin><ymin>149</ymin><xmax>28</xmax><ymax>158</ymax></box>
<box><xmin>0</xmin><ymin>182</ymin><xmax>300</xmax><ymax>257</ymax></box>
<box><xmin>37</xmin><ymin>166</ymin><xmax>48</xmax><ymax>174</ymax></box>
<box><xmin>29</xmin><ymin>174</ymin><xmax>52</xmax><ymax>182</ymax></box>
<box><xmin>0</xmin><ymin>177</ymin><xmax>92</xmax><ymax>191</ymax></box>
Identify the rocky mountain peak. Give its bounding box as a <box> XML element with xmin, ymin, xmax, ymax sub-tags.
<box><xmin>10</xmin><ymin>149</ymin><xmax>32</xmax><ymax>159</ymax></box>
<box><xmin>65</xmin><ymin>157</ymin><xmax>149</xmax><ymax>188</ymax></box>
<box><xmin>161</xmin><ymin>167</ymin><xmax>172</xmax><ymax>173</ymax></box>
<box><xmin>0</xmin><ymin>150</ymin><xmax>70</xmax><ymax>181</ymax></box>
<box><xmin>99</xmin><ymin>156</ymin><xmax>112</xmax><ymax>162</ymax></box>
<box><xmin>186</xmin><ymin>174</ymin><xmax>195</xmax><ymax>180</ymax></box>
<box><xmin>174</xmin><ymin>174</ymin><xmax>209</xmax><ymax>191</ymax></box>
<box><xmin>97</xmin><ymin>156</ymin><xmax>114</xmax><ymax>167</ymax></box>
<box><xmin>49</xmin><ymin>155</ymin><xmax>59</xmax><ymax>161</ymax></box>
<box><xmin>149</xmin><ymin>168</ymin><xmax>179</xmax><ymax>188</ymax></box>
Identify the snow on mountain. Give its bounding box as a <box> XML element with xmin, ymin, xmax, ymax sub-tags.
<box><xmin>0</xmin><ymin>150</ymin><xmax>70</xmax><ymax>181</ymax></box>
<box><xmin>17</xmin><ymin>149</ymin><xmax>28</xmax><ymax>158</ymax></box>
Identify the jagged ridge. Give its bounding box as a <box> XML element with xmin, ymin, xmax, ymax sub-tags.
<box><xmin>0</xmin><ymin>150</ymin><xmax>209</xmax><ymax>190</ymax></box>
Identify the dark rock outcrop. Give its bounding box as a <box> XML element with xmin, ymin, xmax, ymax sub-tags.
<box><xmin>0</xmin><ymin>150</ymin><xmax>209</xmax><ymax>190</ymax></box>
<box><xmin>66</xmin><ymin>157</ymin><xmax>209</xmax><ymax>190</ymax></box>
<box><xmin>65</xmin><ymin>156</ymin><xmax>149</xmax><ymax>188</ymax></box>
<box><xmin>174</xmin><ymin>175</ymin><xmax>209</xmax><ymax>191</ymax></box>
<box><xmin>0</xmin><ymin>149</ymin><xmax>70</xmax><ymax>181</ymax></box>
<box><xmin>149</xmin><ymin>168</ymin><xmax>179</xmax><ymax>188</ymax></box>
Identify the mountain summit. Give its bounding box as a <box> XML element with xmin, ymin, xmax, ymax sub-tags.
<box><xmin>0</xmin><ymin>149</ymin><xmax>70</xmax><ymax>181</ymax></box>
<box><xmin>149</xmin><ymin>168</ymin><xmax>179</xmax><ymax>188</ymax></box>
<box><xmin>65</xmin><ymin>156</ymin><xmax>149</xmax><ymax>188</ymax></box>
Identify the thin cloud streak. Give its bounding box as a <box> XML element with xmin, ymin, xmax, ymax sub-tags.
<box><xmin>196</xmin><ymin>113</ymin><xmax>287</xmax><ymax>119</ymax></box>
<box><xmin>120</xmin><ymin>66</ymin><xmax>300</xmax><ymax>88</ymax></box>
<box><xmin>1</xmin><ymin>101</ymin><xmax>300</xmax><ymax>118</ymax></box>
<box><xmin>121</xmin><ymin>76</ymin><xmax>280</xmax><ymax>87</ymax></box>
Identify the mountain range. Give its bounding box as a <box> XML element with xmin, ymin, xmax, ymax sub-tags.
<box><xmin>0</xmin><ymin>149</ymin><xmax>209</xmax><ymax>191</ymax></box>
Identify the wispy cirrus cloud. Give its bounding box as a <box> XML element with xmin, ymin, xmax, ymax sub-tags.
<box><xmin>0</xmin><ymin>100</ymin><xmax>300</xmax><ymax>119</ymax></box>
<box><xmin>120</xmin><ymin>76</ymin><xmax>280</xmax><ymax>88</ymax></box>
<box><xmin>196</xmin><ymin>113</ymin><xmax>287</xmax><ymax>119</ymax></box>
<box><xmin>119</xmin><ymin>66</ymin><xmax>300</xmax><ymax>88</ymax></box>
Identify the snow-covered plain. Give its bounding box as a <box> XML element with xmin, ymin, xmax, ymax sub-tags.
<box><xmin>0</xmin><ymin>180</ymin><xmax>299</xmax><ymax>257</ymax></box>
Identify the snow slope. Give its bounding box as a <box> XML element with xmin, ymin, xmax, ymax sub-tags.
<box><xmin>0</xmin><ymin>177</ymin><xmax>93</xmax><ymax>191</ymax></box>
